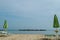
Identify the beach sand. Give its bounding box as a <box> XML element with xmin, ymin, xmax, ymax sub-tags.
<box><xmin>0</xmin><ymin>34</ymin><xmax>46</xmax><ymax>40</ymax></box>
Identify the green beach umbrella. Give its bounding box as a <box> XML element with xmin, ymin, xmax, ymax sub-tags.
<box><xmin>53</xmin><ymin>14</ymin><xmax>59</xmax><ymax>28</ymax></box>
<box><xmin>3</xmin><ymin>20</ymin><xmax>8</xmax><ymax>31</ymax></box>
<box><xmin>53</xmin><ymin>14</ymin><xmax>59</xmax><ymax>39</ymax></box>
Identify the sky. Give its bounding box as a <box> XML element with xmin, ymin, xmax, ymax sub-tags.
<box><xmin>0</xmin><ymin>0</ymin><xmax>60</xmax><ymax>29</ymax></box>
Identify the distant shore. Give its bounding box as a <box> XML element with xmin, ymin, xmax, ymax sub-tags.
<box><xmin>0</xmin><ymin>29</ymin><xmax>46</xmax><ymax>31</ymax></box>
<box><xmin>18</xmin><ymin>29</ymin><xmax>46</xmax><ymax>31</ymax></box>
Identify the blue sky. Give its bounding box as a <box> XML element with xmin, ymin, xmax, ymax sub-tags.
<box><xmin>0</xmin><ymin>0</ymin><xmax>60</xmax><ymax>29</ymax></box>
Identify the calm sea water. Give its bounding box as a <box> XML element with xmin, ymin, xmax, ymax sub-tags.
<box><xmin>7</xmin><ymin>30</ymin><xmax>60</xmax><ymax>35</ymax></box>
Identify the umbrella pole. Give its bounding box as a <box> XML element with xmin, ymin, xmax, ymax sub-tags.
<box><xmin>55</xmin><ymin>28</ymin><xmax>58</xmax><ymax>40</ymax></box>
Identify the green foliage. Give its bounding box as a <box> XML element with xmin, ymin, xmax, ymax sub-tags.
<box><xmin>53</xmin><ymin>14</ymin><xmax>59</xmax><ymax>28</ymax></box>
<box><xmin>3</xmin><ymin>20</ymin><xmax>8</xmax><ymax>30</ymax></box>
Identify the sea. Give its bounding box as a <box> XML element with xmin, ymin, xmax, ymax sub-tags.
<box><xmin>7</xmin><ymin>29</ymin><xmax>60</xmax><ymax>35</ymax></box>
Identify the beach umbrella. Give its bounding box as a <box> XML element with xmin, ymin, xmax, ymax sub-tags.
<box><xmin>53</xmin><ymin>14</ymin><xmax>59</xmax><ymax>39</ymax></box>
<box><xmin>53</xmin><ymin>14</ymin><xmax>59</xmax><ymax>28</ymax></box>
<box><xmin>3</xmin><ymin>20</ymin><xmax>8</xmax><ymax>31</ymax></box>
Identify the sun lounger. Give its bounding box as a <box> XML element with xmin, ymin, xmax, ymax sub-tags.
<box><xmin>0</xmin><ymin>31</ymin><xmax>8</xmax><ymax>37</ymax></box>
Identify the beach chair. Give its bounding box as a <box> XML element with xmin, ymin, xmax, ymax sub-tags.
<box><xmin>0</xmin><ymin>31</ymin><xmax>8</xmax><ymax>37</ymax></box>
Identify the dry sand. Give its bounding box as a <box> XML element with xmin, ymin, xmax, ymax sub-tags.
<box><xmin>0</xmin><ymin>34</ymin><xmax>46</xmax><ymax>40</ymax></box>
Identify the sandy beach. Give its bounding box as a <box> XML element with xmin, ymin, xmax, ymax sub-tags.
<box><xmin>0</xmin><ymin>34</ymin><xmax>46</xmax><ymax>40</ymax></box>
